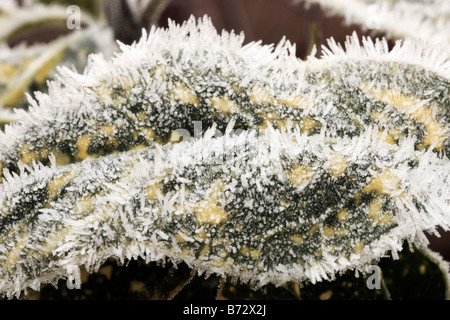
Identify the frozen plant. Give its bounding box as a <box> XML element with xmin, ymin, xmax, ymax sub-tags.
<box><xmin>0</xmin><ymin>16</ymin><xmax>449</xmax><ymax>299</ymax></box>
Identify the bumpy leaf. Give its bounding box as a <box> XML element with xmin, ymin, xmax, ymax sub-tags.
<box><xmin>1</xmin><ymin>17</ymin><xmax>448</xmax><ymax>179</ymax></box>
<box><xmin>0</xmin><ymin>126</ymin><xmax>449</xmax><ymax>298</ymax></box>
<box><xmin>0</xmin><ymin>16</ymin><xmax>449</xmax><ymax>299</ymax></box>
<box><xmin>297</xmin><ymin>0</ymin><xmax>450</xmax><ymax>46</ymax></box>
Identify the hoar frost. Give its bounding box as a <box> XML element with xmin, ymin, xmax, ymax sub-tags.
<box><xmin>0</xmin><ymin>16</ymin><xmax>449</xmax><ymax>298</ymax></box>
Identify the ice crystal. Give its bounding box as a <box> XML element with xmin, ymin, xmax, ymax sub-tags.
<box><xmin>0</xmin><ymin>16</ymin><xmax>449</xmax><ymax>298</ymax></box>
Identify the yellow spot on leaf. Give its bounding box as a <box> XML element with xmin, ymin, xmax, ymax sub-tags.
<box><xmin>145</xmin><ymin>182</ymin><xmax>161</xmax><ymax>200</ymax></box>
<box><xmin>200</xmin><ymin>244</ymin><xmax>210</xmax><ymax>257</ymax></box>
<box><xmin>19</xmin><ymin>144</ymin><xmax>41</xmax><ymax>165</ymax></box>
<box><xmin>337</xmin><ymin>210</ymin><xmax>349</xmax><ymax>221</ymax></box>
<box><xmin>288</xmin><ymin>164</ymin><xmax>314</xmax><ymax>188</ymax></box>
<box><xmin>290</xmin><ymin>234</ymin><xmax>304</xmax><ymax>244</ymax></box>
<box><xmin>100</xmin><ymin>125</ymin><xmax>116</xmax><ymax>136</ymax></box>
<box><xmin>362</xmin><ymin>168</ymin><xmax>401</xmax><ymax>196</ymax></box>
<box><xmin>195</xmin><ymin>182</ymin><xmax>227</xmax><ymax>224</ymax></box>
<box><xmin>240</xmin><ymin>246</ymin><xmax>260</xmax><ymax>259</ymax></box>
<box><xmin>419</xmin><ymin>264</ymin><xmax>426</xmax><ymax>275</ymax></box>
<box><xmin>327</xmin><ymin>152</ymin><xmax>348</xmax><ymax>178</ymax></box>
<box><xmin>368</xmin><ymin>197</ymin><xmax>393</xmax><ymax>225</ymax></box>
<box><xmin>51</xmin><ymin>149</ymin><xmax>71</xmax><ymax>166</ymax></box>
<box><xmin>354</xmin><ymin>241</ymin><xmax>365</xmax><ymax>254</ymax></box>
<box><xmin>210</xmin><ymin>97</ymin><xmax>239</xmax><ymax>113</ymax></box>
<box><xmin>75</xmin><ymin>195</ymin><xmax>93</xmax><ymax>215</ymax></box>
<box><xmin>5</xmin><ymin>236</ymin><xmax>28</xmax><ymax>270</ymax></box>
<box><xmin>48</xmin><ymin>168</ymin><xmax>80</xmax><ymax>199</ymax></box>
<box><xmin>364</xmin><ymin>85</ymin><xmax>445</xmax><ymax>150</ymax></box>
<box><xmin>137</xmin><ymin>112</ymin><xmax>147</xmax><ymax>121</ymax></box>
<box><xmin>195</xmin><ymin>201</ymin><xmax>227</xmax><ymax>224</ymax></box>
<box><xmin>377</xmin><ymin>131</ymin><xmax>396</xmax><ymax>145</ymax></box>
<box><xmin>323</xmin><ymin>226</ymin><xmax>349</xmax><ymax>238</ymax></box>
<box><xmin>173</xmin><ymin>82</ymin><xmax>199</xmax><ymax>105</ymax></box>
<box><xmin>278</xmin><ymin>94</ymin><xmax>309</xmax><ymax>108</ymax></box>
<box><xmin>75</xmin><ymin>135</ymin><xmax>94</xmax><ymax>161</ymax></box>
<box><xmin>42</xmin><ymin>226</ymin><xmax>72</xmax><ymax>254</ymax></box>
<box><xmin>300</xmin><ymin>116</ymin><xmax>319</xmax><ymax>134</ymax></box>
<box><xmin>323</xmin><ymin>226</ymin><xmax>335</xmax><ymax>238</ymax></box>
<box><xmin>249</xmin><ymin>87</ymin><xmax>274</xmax><ymax>105</ymax></box>
<box><xmin>0</xmin><ymin>63</ymin><xmax>18</xmax><ymax>79</ymax></box>
<box><xmin>309</xmin><ymin>223</ymin><xmax>321</xmax><ymax>236</ymax></box>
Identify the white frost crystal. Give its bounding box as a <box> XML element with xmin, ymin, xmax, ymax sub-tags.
<box><xmin>0</xmin><ymin>16</ymin><xmax>449</xmax><ymax>298</ymax></box>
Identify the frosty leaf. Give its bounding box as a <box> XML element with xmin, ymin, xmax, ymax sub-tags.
<box><xmin>296</xmin><ymin>0</ymin><xmax>450</xmax><ymax>46</ymax></box>
<box><xmin>0</xmin><ymin>27</ymin><xmax>115</xmax><ymax>111</ymax></box>
<box><xmin>0</xmin><ymin>2</ymin><xmax>95</xmax><ymax>44</ymax></box>
<box><xmin>0</xmin><ymin>15</ymin><xmax>449</xmax><ymax>300</ymax></box>
<box><xmin>1</xmin><ymin>16</ymin><xmax>449</xmax><ymax>182</ymax></box>
<box><xmin>0</xmin><ymin>126</ymin><xmax>448</xmax><ymax>299</ymax></box>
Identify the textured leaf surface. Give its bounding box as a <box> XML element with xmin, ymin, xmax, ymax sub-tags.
<box><xmin>1</xmin><ymin>17</ymin><xmax>449</xmax><ymax>179</ymax></box>
<box><xmin>0</xmin><ymin>127</ymin><xmax>448</xmax><ymax>298</ymax></box>
<box><xmin>0</xmin><ymin>16</ymin><xmax>449</xmax><ymax>299</ymax></box>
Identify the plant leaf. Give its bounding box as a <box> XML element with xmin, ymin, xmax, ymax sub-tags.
<box><xmin>0</xmin><ymin>16</ymin><xmax>449</xmax><ymax>299</ymax></box>
<box><xmin>0</xmin><ymin>126</ymin><xmax>448</xmax><ymax>298</ymax></box>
